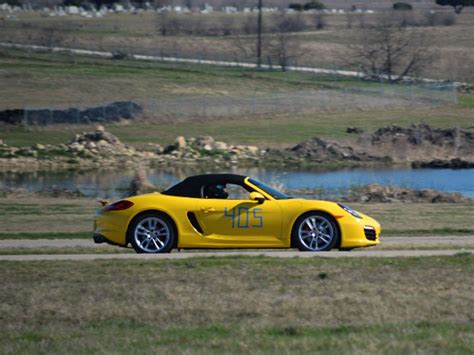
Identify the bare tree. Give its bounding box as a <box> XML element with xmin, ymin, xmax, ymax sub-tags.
<box><xmin>38</xmin><ymin>27</ymin><xmax>65</xmax><ymax>48</ymax></box>
<box><xmin>155</xmin><ymin>10</ymin><xmax>180</xmax><ymax>36</ymax></box>
<box><xmin>266</xmin><ymin>33</ymin><xmax>306</xmax><ymax>70</ymax></box>
<box><xmin>312</xmin><ymin>12</ymin><xmax>326</xmax><ymax>30</ymax></box>
<box><xmin>266</xmin><ymin>13</ymin><xmax>306</xmax><ymax>71</ymax></box>
<box><xmin>231</xmin><ymin>12</ymin><xmax>308</xmax><ymax>70</ymax></box>
<box><xmin>231</xmin><ymin>35</ymin><xmax>258</xmax><ymax>63</ymax></box>
<box><xmin>345</xmin><ymin>16</ymin><xmax>434</xmax><ymax>82</ymax></box>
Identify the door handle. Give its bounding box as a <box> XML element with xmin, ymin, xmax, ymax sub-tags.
<box><xmin>200</xmin><ymin>207</ymin><xmax>216</xmax><ymax>213</ymax></box>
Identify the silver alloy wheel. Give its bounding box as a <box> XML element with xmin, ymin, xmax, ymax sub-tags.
<box><xmin>298</xmin><ymin>215</ymin><xmax>335</xmax><ymax>251</ymax></box>
<box><xmin>134</xmin><ymin>217</ymin><xmax>171</xmax><ymax>253</ymax></box>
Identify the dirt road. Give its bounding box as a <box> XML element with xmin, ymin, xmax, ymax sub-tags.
<box><xmin>0</xmin><ymin>249</ymin><xmax>472</xmax><ymax>261</ymax></box>
<box><xmin>1</xmin><ymin>236</ymin><xmax>472</xmax><ymax>249</ymax></box>
<box><xmin>0</xmin><ymin>236</ymin><xmax>472</xmax><ymax>261</ymax></box>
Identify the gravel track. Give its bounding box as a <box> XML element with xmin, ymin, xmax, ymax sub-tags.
<box><xmin>0</xmin><ymin>249</ymin><xmax>472</xmax><ymax>261</ymax></box>
<box><xmin>0</xmin><ymin>236</ymin><xmax>473</xmax><ymax>261</ymax></box>
<box><xmin>1</xmin><ymin>236</ymin><xmax>472</xmax><ymax>249</ymax></box>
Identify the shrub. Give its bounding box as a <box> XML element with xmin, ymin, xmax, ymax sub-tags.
<box><xmin>393</xmin><ymin>2</ymin><xmax>413</xmax><ymax>10</ymax></box>
<box><xmin>424</xmin><ymin>11</ymin><xmax>456</xmax><ymax>26</ymax></box>
<box><xmin>4</xmin><ymin>0</ymin><xmax>22</xmax><ymax>6</ymax></box>
<box><xmin>436</xmin><ymin>0</ymin><xmax>474</xmax><ymax>14</ymax></box>
<box><xmin>288</xmin><ymin>3</ymin><xmax>304</xmax><ymax>11</ymax></box>
<box><xmin>304</xmin><ymin>1</ymin><xmax>325</xmax><ymax>11</ymax></box>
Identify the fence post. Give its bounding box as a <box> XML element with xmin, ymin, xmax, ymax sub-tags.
<box><xmin>23</xmin><ymin>107</ymin><xmax>28</xmax><ymax>129</ymax></box>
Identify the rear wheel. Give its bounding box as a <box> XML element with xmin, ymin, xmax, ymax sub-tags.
<box><xmin>128</xmin><ymin>213</ymin><xmax>175</xmax><ymax>254</ymax></box>
<box><xmin>292</xmin><ymin>212</ymin><xmax>339</xmax><ymax>252</ymax></box>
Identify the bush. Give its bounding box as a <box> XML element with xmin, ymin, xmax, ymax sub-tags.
<box><xmin>4</xmin><ymin>0</ymin><xmax>22</xmax><ymax>6</ymax></box>
<box><xmin>63</xmin><ymin>0</ymin><xmax>83</xmax><ymax>6</ymax></box>
<box><xmin>304</xmin><ymin>1</ymin><xmax>325</xmax><ymax>11</ymax></box>
<box><xmin>289</xmin><ymin>3</ymin><xmax>304</xmax><ymax>11</ymax></box>
<box><xmin>393</xmin><ymin>2</ymin><xmax>413</xmax><ymax>10</ymax></box>
<box><xmin>424</xmin><ymin>11</ymin><xmax>456</xmax><ymax>26</ymax></box>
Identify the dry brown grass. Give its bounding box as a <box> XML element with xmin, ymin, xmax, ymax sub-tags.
<box><xmin>0</xmin><ymin>255</ymin><xmax>473</xmax><ymax>353</ymax></box>
<box><xmin>1</xmin><ymin>11</ymin><xmax>473</xmax><ymax>81</ymax></box>
<box><xmin>1</xmin><ymin>256</ymin><xmax>467</xmax><ymax>329</ymax></box>
<box><xmin>0</xmin><ymin>197</ymin><xmax>95</xmax><ymax>234</ymax></box>
<box><xmin>354</xmin><ymin>203</ymin><xmax>474</xmax><ymax>235</ymax></box>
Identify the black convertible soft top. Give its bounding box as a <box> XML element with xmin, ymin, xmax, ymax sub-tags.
<box><xmin>161</xmin><ymin>174</ymin><xmax>249</xmax><ymax>198</ymax></box>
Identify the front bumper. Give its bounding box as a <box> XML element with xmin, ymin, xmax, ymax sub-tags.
<box><xmin>339</xmin><ymin>213</ymin><xmax>381</xmax><ymax>249</ymax></box>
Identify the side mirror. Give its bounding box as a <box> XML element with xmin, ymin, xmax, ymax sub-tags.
<box><xmin>249</xmin><ymin>192</ymin><xmax>265</xmax><ymax>204</ymax></box>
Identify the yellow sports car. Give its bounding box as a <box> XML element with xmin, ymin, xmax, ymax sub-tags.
<box><xmin>93</xmin><ymin>174</ymin><xmax>381</xmax><ymax>253</ymax></box>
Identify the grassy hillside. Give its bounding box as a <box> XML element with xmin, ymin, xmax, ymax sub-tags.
<box><xmin>1</xmin><ymin>10</ymin><xmax>473</xmax><ymax>82</ymax></box>
<box><xmin>0</xmin><ymin>50</ymin><xmax>472</xmax><ymax>148</ymax></box>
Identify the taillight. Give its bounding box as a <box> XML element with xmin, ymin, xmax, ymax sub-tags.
<box><xmin>104</xmin><ymin>200</ymin><xmax>134</xmax><ymax>212</ymax></box>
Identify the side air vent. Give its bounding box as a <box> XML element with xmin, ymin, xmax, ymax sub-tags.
<box><xmin>187</xmin><ymin>212</ymin><xmax>203</xmax><ymax>234</ymax></box>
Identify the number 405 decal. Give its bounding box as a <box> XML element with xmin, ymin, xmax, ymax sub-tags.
<box><xmin>224</xmin><ymin>207</ymin><xmax>263</xmax><ymax>228</ymax></box>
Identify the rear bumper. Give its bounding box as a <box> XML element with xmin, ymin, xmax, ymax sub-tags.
<box><xmin>93</xmin><ymin>234</ymin><xmax>106</xmax><ymax>244</ymax></box>
<box><xmin>94</xmin><ymin>210</ymin><xmax>129</xmax><ymax>246</ymax></box>
<box><xmin>93</xmin><ymin>233</ymin><xmax>124</xmax><ymax>247</ymax></box>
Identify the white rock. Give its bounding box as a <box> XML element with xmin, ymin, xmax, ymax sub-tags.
<box><xmin>96</xmin><ymin>140</ymin><xmax>110</xmax><ymax>148</ymax></box>
<box><xmin>69</xmin><ymin>142</ymin><xmax>84</xmax><ymax>151</ymax></box>
<box><xmin>175</xmin><ymin>136</ymin><xmax>186</xmax><ymax>149</ymax></box>
<box><xmin>214</xmin><ymin>141</ymin><xmax>228</xmax><ymax>150</ymax></box>
<box><xmin>246</xmin><ymin>146</ymin><xmax>259</xmax><ymax>155</ymax></box>
<box><xmin>114</xmin><ymin>4</ymin><xmax>124</xmax><ymax>12</ymax></box>
<box><xmin>65</xmin><ymin>6</ymin><xmax>79</xmax><ymax>14</ymax></box>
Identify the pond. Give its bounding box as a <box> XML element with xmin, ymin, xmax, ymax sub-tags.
<box><xmin>1</xmin><ymin>166</ymin><xmax>473</xmax><ymax>199</ymax></box>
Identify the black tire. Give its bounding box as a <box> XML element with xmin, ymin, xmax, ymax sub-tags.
<box><xmin>127</xmin><ymin>212</ymin><xmax>175</xmax><ymax>254</ymax></box>
<box><xmin>292</xmin><ymin>212</ymin><xmax>339</xmax><ymax>252</ymax></box>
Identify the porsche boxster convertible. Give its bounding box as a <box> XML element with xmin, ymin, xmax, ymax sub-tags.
<box><xmin>93</xmin><ymin>174</ymin><xmax>381</xmax><ymax>253</ymax></box>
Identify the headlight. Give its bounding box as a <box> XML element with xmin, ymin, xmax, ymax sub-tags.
<box><xmin>338</xmin><ymin>203</ymin><xmax>362</xmax><ymax>219</ymax></box>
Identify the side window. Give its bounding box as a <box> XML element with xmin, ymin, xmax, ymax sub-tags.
<box><xmin>225</xmin><ymin>184</ymin><xmax>251</xmax><ymax>200</ymax></box>
<box><xmin>201</xmin><ymin>183</ymin><xmax>251</xmax><ymax>200</ymax></box>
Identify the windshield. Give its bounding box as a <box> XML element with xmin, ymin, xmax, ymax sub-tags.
<box><xmin>248</xmin><ymin>178</ymin><xmax>292</xmax><ymax>200</ymax></box>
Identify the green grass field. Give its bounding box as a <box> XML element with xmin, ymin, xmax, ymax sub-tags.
<box><xmin>1</xmin><ymin>255</ymin><xmax>473</xmax><ymax>353</ymax></box>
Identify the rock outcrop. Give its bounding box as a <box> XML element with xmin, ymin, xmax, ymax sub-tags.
<box><xmin>364</xmin><ymin>124</ymin><xmax>474</xmax><ymax>161</ymax></box>
<box><xmin>162</xmin><ymin>136</ymin><xmax>263</xmax><ymax>162</ymax></box>
<box><xmin>290</xmin><ymin>137</ymin><xmax>384</xmax><ymax>162</ymax></box>
<box><xmin>0</xmin><ymin>128</ymin><xmax>264</xmax><ymax>169</ymax></box>
<box><xmin>0</xmin><ymin>101</ymin><xmax>142</xmax><ymax>125</ymax></box>
<box><xmin>67</xmin><ymin>125</ymin><xmax>137</xmax><ymax>157</ymax></box>
<box><xmin>0</xmin><ymin>126</ymin><xmax>153</xmax><ymax>169</ymax></box>
<box><xmin>342</xmin><ymin>184</ymin><xmax>473</xmax><ymax>203</ymax></box>
<box><xmin>412</xmin><ymin>158</ymin><xmax>474</xmax><ymax>169</ymax></box>
<box><xmin>2</xmin><ymin>124</ymin><xmax>472</xmax><ymax>170</ymax></box>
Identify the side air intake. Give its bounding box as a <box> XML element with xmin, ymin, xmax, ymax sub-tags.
<box><xmin>187</xmin><ymin>212</ymin><xmax>203</xmax><ymax>234</ymax></box>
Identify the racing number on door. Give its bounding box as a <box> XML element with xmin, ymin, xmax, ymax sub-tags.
<box><xmin>224</xmin><ymin>207</ymin><xmax>263</xmax><ymax>228</ymax></box>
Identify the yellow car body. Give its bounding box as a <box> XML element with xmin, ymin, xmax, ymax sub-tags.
<box><xmin>94</xmin><ymin>174</ymin><xmax>381</xmax><ymax>252</ymax></box>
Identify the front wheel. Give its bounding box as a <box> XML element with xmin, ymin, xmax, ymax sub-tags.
<box><xmin>128</xmin><ymin>213</ymin><xmax>175</xmax><ymax>254</ymax></box>
<box><xmin>292</xmin><ymin>212</ymin><xmax>339</xmax><ymax>252</ymax></box>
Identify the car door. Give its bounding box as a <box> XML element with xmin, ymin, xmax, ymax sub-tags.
<box><xmin>195</xmin><ymin>197</ymin><xmax>284</xmax><ymax>247</ymax></box>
